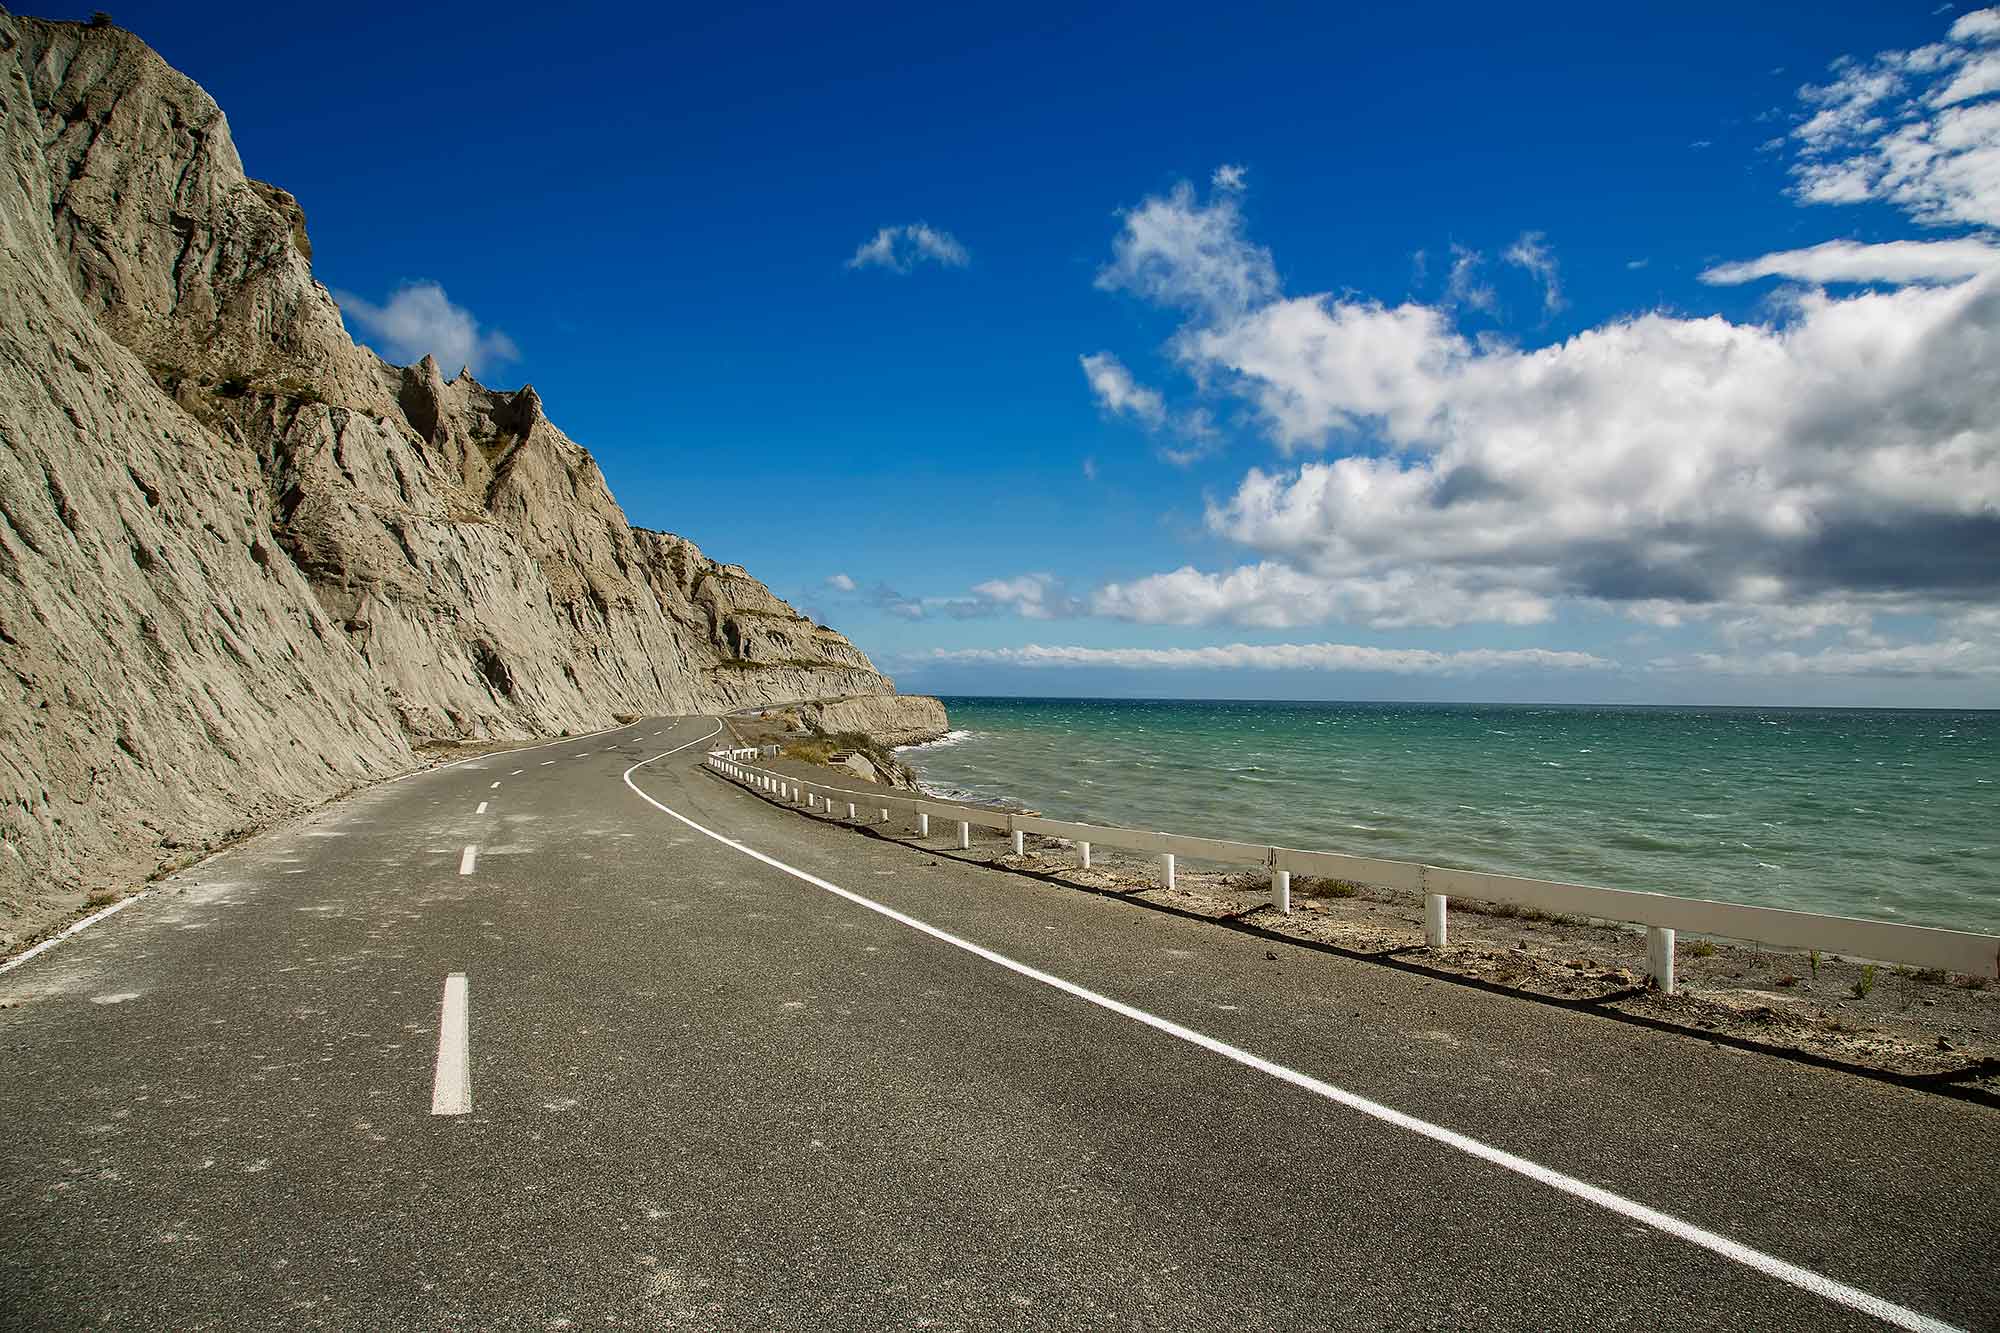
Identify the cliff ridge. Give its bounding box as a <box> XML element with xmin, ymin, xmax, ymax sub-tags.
<box><xmin>0</xmin><ymin>14</ymin><xmax>943</xmax><ymax>953</ymax></box>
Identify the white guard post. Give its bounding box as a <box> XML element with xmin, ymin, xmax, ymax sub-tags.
<box><xmin>1647</xmin><ymin>927</ymin><xmax>1677</xmax><ymax>995</ymax></box>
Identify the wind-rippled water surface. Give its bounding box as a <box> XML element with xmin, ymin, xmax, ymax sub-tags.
<box><xmin>901</xmin><ymin>698</ymin><xmax>2000</xmax><ymax>933</ymax></box>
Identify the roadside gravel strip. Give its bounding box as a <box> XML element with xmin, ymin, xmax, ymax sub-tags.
<box><xmin>627</xmin><ymin>734</ymin><xmax>1959</xmax><ymax>1333</ymax></box>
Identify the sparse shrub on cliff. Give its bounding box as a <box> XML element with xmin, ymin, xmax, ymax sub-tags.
<box><xmin>784</xmin><ymin>729</ymin><xmax>912</xmax><ymax>785</ymax></box>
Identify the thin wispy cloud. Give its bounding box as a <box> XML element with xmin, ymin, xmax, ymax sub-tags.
<box><xmin>1660</xmin><ymin>639</ymin><xmax>2000</xmax><ymax>679</ymax></box>
<box><xmin>336</xmin><ymin>282</ymin><xmax>519</xmax><ymax>376</ymax></box>
<box><xmin>1503</xmin><ymin>230</ymin><xmax>1564</xmax><ymax>315</ymax></box>
<box><xmin>1443</xmin><ymin>243</ymin><xmax>1496</xmax><ymax>313</ymax></box>
<box><xmin>825</xmin><ymin>572</ymin><xmax>858</xmax><ymax>592</ymax></box>
<box><xmin>1212</xmin><ymin>163</ymin><xmax>1249</xmax><ymax>192</ymax></box>
<box><xmin>836</xmin><ymin>574</ymin><xmax>1082</xmax><ymax>621</ymax></box>
<box><xmin>847</xmin><ymin>223</ymin><xmax>970</xmax><ymax>273</ymax></box>
<box><xmin>927</xmin><ymin>642</ymin><xmax>1611</xmax><ymax>673</ymax></box>
<box><xmin>1701</xmin><ymin>237</ymin><xmax>2000</xmax><ymax>285</ymax></box>
<box><xmin>1079</xmin><ymin>352</ymin><xmax>1166</xmax><ymax>426</ymax></box>
<box><xmin>1080</xmin><ymin>352</ymin><xmax>1222</xmax><ymax>464</ymax></box>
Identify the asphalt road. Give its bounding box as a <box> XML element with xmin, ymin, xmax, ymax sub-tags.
<box><xmin>2</xmin><ymin>716</ymin><xmax>1995</xmax><ymax>1331</ymax></box>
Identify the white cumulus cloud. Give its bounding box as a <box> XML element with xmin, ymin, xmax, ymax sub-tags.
<box><xmin>1096</xmin><ymin>178</ymin><xmax>1278</xmax><ymax>319</ymax></box>
<box><xmin>1082</xmin><ymin>176</ymin><xmax>2000</xmax><ymax>641</ymax></box>
<box><xmin>336</xmin><ymin>282</ymin><xmax>519</xmax><ymax>376</ymax></box>
<box><xmin>968</xmin><ymin>574</ymin><xmax>1083</xmax><ymax>620</ymax></box>
<box><xmin>1787</xmin><ymin>7</ymin><xmax>2000</xmax><ymax>228</ymax></box>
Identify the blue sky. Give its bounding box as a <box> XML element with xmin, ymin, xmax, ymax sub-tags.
<box><xmin>78</xmin><ymin>1</ymin><xmax>2000</xmax><ymax>705</ymax></box>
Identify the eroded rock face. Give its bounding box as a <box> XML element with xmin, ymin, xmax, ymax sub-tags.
<box><xmin>0</xmin><ymin>15</ymin><xmax>943</xmax><ymax>952</ymax></box>
<box><xmin>796</xmin><ymin>695</ymin><xmax>953</xmax><ymax>748</ymax></box>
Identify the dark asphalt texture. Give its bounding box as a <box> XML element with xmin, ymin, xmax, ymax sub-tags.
<box><xmin>1</xmin><ymin>716</ymin><xmax>1994</xmax><ymax>1331</ymax></box>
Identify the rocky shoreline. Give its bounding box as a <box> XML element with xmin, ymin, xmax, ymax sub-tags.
<box><xmin>707</xmin><ymin>760</ymin><xmax>2000</xmax><ymax>1099</ymax></box>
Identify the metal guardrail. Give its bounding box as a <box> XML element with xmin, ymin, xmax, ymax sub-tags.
<box><xmin>702</xmin><ymin>752</ymin><xmax>2000</xmax><ymax>991</ymax></box>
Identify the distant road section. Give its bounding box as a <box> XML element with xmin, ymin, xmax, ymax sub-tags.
<box><xmin>1</xmin><ymin>717</ymin><xmax>1994</xmax><ymax>1330</ymax></box>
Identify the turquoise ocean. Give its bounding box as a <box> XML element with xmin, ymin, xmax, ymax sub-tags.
<box><xmin>899</xmin><ymin>698</ymin><xmax>1999</xmax><ymax>934</ymax></box>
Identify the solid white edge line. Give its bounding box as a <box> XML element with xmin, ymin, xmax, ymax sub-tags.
<box><xmin>458</xmin><ymin>845</ymin><xmax>477</xmax><ymax>876</ymax></box>
<box><xmin>0</xmin><ymin>895</ymin><xmax>143</xmax><ymax>976</ymax></box>
<box><xmin>623</xmin><ymin>728</ymin><xmax>1962</xmax><ymax>1333</ymax></box>
<box><xmin>431</xmin><ymin>972</ymin><xmax>471</xmax><ymax>1115</ymax></box>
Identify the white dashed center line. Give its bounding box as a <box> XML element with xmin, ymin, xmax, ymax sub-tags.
<box><xmin>430</xmin><ymin>972</ymin><xmax>471</xmax><ymax>1116</ymax></box>
<box><xmin>475</xmin><ymin>801</ymin><xmax>488</xmax><ymax>815</ymax></box>
<box><xmin>489</xmin><ymin>781</ymin><xmax>501</xmax><ymax>790</ymax></box>
<box><xmin>458</xmin><ymin>845</ymin><xmax>478</xmax><ymax>875</ymax></box>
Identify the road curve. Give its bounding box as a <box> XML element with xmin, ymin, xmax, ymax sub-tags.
<box><xmin>1</xmin><ymin>716</ymin><xmax>1994</xmax><ymax>1330</ymax></box>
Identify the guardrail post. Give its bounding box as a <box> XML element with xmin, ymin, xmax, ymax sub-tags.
<box><xmin>1274</xmin><ymin>869</ymin><xmax>1291</xmax><ymax>915</ymax></box>
<box><xmin>1424</xmin><ymin>893</ymin><xmax>1447</xmax><ymax>949</ymax></box>
<box><xmin>1011</xmin><ymin>823</ymin><xmax>1025</xmax><ymax>856</ymax></box>
<box><xmin>1079</xmin><ymin>841</ymin><xmax>1091</xmax><ymax>869</ymax></box>
<box><xmin>958</xmin><ymin>820</ymin><xmax>971</xmax><ymax>850</ymax></box>
<box><xmin>1160</xmin><ymin>853</ymin><xmax>1175</xmax><ymax>890</ymax></box>
<box><xmin>879</xmin><ymin>807</ymin><xmax>889</xmax><ymax>824</ymax></box>
<box><xmin>918</xmin><ymin>813</ymin><xmax>930</xmax><ymax>837</ymax></box>
<box><xmin>808</xmin><ymin>794</ymin><xmax>817</xmax><ymax>810</ymax></box>
<box><xmin>1647</xmin><ymin>927</ymin><xmax>1677</xmax><ymax>995</ymax></box>
<box><xmin>847</xmin><ymin>802</ymin><xmax>857</xmax><ymax>820</ymax></box>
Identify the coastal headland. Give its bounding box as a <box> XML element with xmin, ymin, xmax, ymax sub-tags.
<box><xmin>0</xmin><ymin>14</ymin><xmax>942</xmax><ymax>956</ymax></box>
